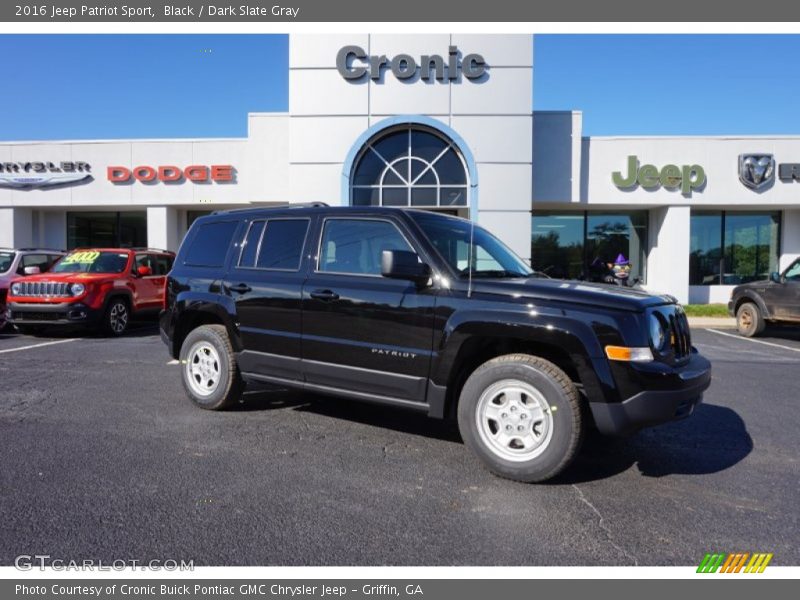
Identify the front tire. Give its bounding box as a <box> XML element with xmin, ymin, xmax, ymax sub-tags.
<box><xmin>180</xmin><ymin>324</ymin><xmax>244</xmax><ymax>410</ymax></box>
<box><xmin>736</xmin><ymin>302</ymin><xmax>765</xmax><ymax>337</ymax></box>
<box><xmin>103</xmin><ymin>298</ymin><xmax>130</xmax><ymax>337</ymax></box>
<box><xmin>457</xmin><ymin>354</ymin><xmax>583</xmax><ymax>483</ymax></box>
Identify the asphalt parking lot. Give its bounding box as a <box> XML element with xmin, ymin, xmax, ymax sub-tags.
<box><xmin>0</xmin><ymin>322</ymin><xmax>798</xmax><ymax>566</ymax></box>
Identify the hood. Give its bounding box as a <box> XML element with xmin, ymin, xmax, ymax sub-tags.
<box><xmin>733</xmin><ymin>278</ymin><xmax>771</xmax><ymax>291</ymax></box>
<box><xmin>470</xmin><ymin>277</ymin><xmax>675</xmax><ymax>312</ymax></box>
<box><xmin>9</xmin><ymin>272</ymin><xmax>118</xmax><ymax>285</ymax></box>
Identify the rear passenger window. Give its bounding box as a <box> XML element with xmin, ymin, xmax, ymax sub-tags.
<box><xmin>238</xmin><ymin>220</ymin><xmax>266</xmax><ymax>268</ymax></box>
<box><xmin>184</xmin><ymin>221</ymin><xmax>239</xmax><ymax>267</ymax></box>
<box><xmin>255</xmin><ymin>219</ymin><xmax>309</xmax><ymax>271</ymax></box>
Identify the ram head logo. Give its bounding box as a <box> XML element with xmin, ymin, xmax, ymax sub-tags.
<box><xmin>738</xmin><ymin>154</ymin><xmax>775</xmax><ymax>191</ymax></box>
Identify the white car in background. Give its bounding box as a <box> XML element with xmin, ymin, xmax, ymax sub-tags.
<box><xmin>0</xmin><ymin>248</ymin><xmax>66</xmax><ymax>330</ymax></box>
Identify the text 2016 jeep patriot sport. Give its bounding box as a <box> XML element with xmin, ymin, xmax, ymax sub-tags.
<box><xmin>160</xmin><ymin>205</ymin><xmax>711</xmax><ymax>482</ymax></box>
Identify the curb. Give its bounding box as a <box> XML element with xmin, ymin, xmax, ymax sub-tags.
<box><xmin>687</xmin><ymin>316</ymin><xmax>736</xmax><ymax>328</ymax></box>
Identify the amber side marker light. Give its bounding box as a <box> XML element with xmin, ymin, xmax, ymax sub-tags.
<box><xmin>605</xmin><ymin>345</ymin><xmax>654</xmax><ymax>362</ymax></box>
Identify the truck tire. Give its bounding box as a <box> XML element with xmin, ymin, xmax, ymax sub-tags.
<box><xmin>180</xmin><ymin>324</ymin><xmax>244</xmax><ymax>410</ymax></box>
<box><xmin>457</xmin><ymin>354</ymin><xmax>583</xmax><ymax>483</ymax></box>
<box><xmin>103</xmin><ymin>297</ymin><xmax>130</xmax><ymax>337</ymax></box>
<box><xmin>736</xmin><ymin>302</ymin><xmax>765</xmax><ymax>337</ymax></box>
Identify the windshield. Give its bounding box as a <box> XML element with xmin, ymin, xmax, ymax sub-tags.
<box><xmin>0</xmin><ymin>251</ymin><xmax>15</xmax><ymax>273</ymax></box>
<box><xmin>51</xmin><ymin>250</ymin><xmax>130</xmax><ymax>274</ymax></box>
<box><xmin>411</xmin><ymin>212</ymin><xmax>533</xmax><ymax>278</ymax></box>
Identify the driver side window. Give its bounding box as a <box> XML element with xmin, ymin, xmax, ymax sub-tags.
<box><xmin>318</xmin><ymin>219</ymin><xmax>413</xmax><ymax>276</ymax></box>
<box><xmin>785</xmin><ymin>261</ymin><xmax>800</xmax><ymax>281</ymax></box>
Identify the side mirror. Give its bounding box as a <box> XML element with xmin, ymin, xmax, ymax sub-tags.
<box><xmin>137</xmin><ymin>265</ymin><xmax>153</xmax><ymax>277</ymax></box>
<box><xmin>381</xmin><ymin>250</ymin><xmax>431</xmax><ymax>286</ymax></box>
<box><xmin>770</xmin><ymin>271</ymin><xmax>782</xmax><ymax>283</ymax></box>
<box><xmin>23</xmin><ymin>266</ymin><xmax>41</xmax><ymax>275</ymax></box>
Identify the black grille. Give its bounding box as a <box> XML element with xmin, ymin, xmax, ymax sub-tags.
<box><xmin>668</xmin><ymin>309</ymin><xmax>691</xmax><ymax>361</ymax></box>
<box><xmin>14</xmin><ymin>311</ymin><xmax>64</xmax><ymax>321</ymax></box>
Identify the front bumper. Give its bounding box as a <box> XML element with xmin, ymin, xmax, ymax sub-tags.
<box><xmin>727</xmin><ymin>300</ymin><xmax>735</xmax><ymax>317</ymax></box>
<box><xmin>6</xmin><ymin>301</ymin><xmax>101</xmax><ymax>326</ymax></box>
<box><xmin>589</xmin><ymin>351</ymin><xmax>712</xmax><ymax>436</ymax></box>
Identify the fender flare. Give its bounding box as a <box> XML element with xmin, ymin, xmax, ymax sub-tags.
<box><xmin>733</xmin><ymin>291</ymin><xmax>771</xmax><ymax>320</ymax></box>
<box><xmin>171</xmin><ymin>291</ymin><xmax>241</xmax><ymax>356</ymax></box>
<box><xmin>428</xmin><ymin>309</ymin><xmax>620</xmax><ymax>416</ymax></box>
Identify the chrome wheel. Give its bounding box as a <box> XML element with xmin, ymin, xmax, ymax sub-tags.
<box><xmin>185</xmin><ymin>342</ymin><xmax>222</xmax><ymax>397</ymax></box>
<box><xmin>475</xmin><ymin>379</ymin><xmax>554</xmax><ymax>462</ymax></box>
<box><xmin>109</xmin><ymin>302</ymin><xmax>128</xmax><ymax>334</ymax></box>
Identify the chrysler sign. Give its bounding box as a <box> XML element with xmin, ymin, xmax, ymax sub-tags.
<box><xmin>0</xmin><ymin>161</ymin><xmax>92</xmax><ymax>189</ymax></box>
<box><xmin>336</xmin><ymin>45</ymin><xmax>487</xmax><ymax>82</ymax></box>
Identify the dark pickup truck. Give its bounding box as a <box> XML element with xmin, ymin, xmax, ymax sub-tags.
<box><xmin>728</xmin><ymin>257</ymin><xmax>800</xmax><ymax>337</ymax></box>
<box><xmin>160</xmin><ymin>204</ymin><xmax>711</xmax><ymax>482</ymax></box>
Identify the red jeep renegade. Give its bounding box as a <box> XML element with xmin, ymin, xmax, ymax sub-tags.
<box><xmin>5</xmin><ymin>248</ymin><xmax>175</xmax><ymax>336</ymax></box>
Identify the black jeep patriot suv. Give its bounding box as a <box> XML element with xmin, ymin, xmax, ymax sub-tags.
<box><xmin>160</xmin><ymin>204</ymin><xmax>711</xmax><ymax>482</ymax></box>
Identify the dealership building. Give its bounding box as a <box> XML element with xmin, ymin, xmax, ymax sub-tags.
<box><xmin>1</xmin><ymin>34</ymin><xmax>799</xmax><ymax>304</ymax></box>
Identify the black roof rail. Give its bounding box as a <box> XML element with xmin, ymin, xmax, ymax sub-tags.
<box><xmin>211</xmin><ymin>201</ymin><xmax>329</xmax><ymax>215</ymax></box>
<box><xmin>17</xmin><ymin>248</ymin><xmax>67</xmax><ymax>253</ymax></box>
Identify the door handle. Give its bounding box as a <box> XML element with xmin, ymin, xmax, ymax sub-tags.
<box><xmin>227</xmin><ymin>283</ymin><xmax>252</xmax><ymax>294</ymax></box>
<box><xmin>310</xmin><ymin>289</ymin><xmax>340</xmax><ymax>301</ymax></box>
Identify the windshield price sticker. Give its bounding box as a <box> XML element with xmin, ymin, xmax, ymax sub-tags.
<box><xmin>61</xmin><ymin>251</ymin><xmax>101</xmax><ymax>265</ymax></box>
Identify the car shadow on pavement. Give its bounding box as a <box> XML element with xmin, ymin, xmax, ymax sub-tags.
<box><xmin>552</xmin><ymin>403</ymin><xmax>753</xmax><ymax>484</ymax></box>
<box><xmin>761</xmin><ymin>324</ymin><xmax>800</xmax><ymax>341</ymax></box>
<box><xmin>232</xmin><ymin>390</ymin><xmax>752</xmax><ymax>482</ymax></box>
<box><xmin>2</xmin><ymin>321</ymin><xmax>161</xmax><ymax>339</ymax></box>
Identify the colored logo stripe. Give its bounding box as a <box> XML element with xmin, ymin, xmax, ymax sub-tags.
<box><xmin>697</xmin><ymin>553</ymin><xmax>725</xmax><ymax>573</ymax></box>
<box><xmin>697</xmin><ymin>552</ymin><xmax>773</xmax><ymax>573</ymax></box>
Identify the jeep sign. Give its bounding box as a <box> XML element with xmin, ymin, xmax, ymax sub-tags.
<box><xmin>336</xmin><ymin>45</ymin><xmax>487</xmax><ymax>82</ymax></box>
<box><xmin>612</xmin><ymin>155</ymin><xmax>705</xmax><ymax>196</ymax></box>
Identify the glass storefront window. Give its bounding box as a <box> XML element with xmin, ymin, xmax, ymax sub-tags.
<box><xmin>724</xmin><ymin>213</ymin><xmax>780</xmax><ymax>284</ymax></box>
<box><xmin>531</xmin><ymin>211</ymin><xmax>648</xmax><ymax>283</ymax></box>
<box><xmin>67</xmin><ymin>211</ymin><xmax>147</xmax><ymax>250</ymax></box>
<box><xmin>690</xmin><ymin>211</ymin><xmax>780</xmax><ymax>285</ymax></box>
<box><xmin>530</xmin><ymin>213</ymin><xmax>585</xmax><ymax>279</ymax></box>
<box><xmin>689</xmin><ymin>212</ymin><xmax>723</xmax><ymax>285</ymax></box>
<box><xmin>351</xmin><ymin>126</ymin><xmax>469</xmax><ymax>209</ymax></box>
<box><xmin>586</xmin><ymin>213</ymin><xmax>647</xmax><ymax>283</ymax></box>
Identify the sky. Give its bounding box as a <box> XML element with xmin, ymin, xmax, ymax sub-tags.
<box><xmin>534</xmin><ymin>34</ymin><xmax>800</xmax><ymax>136</ymax></box>
<box><xmin>2</xmin><ymin>34</ymin><xmax>800</xmax><ymax>140</ymax></box>
<box><xmin>0</xmin><ymin>34</ymin><xmax>288</xmax><ymax>140</ymax></box>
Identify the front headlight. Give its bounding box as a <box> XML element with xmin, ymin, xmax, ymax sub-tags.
<box><xmin>70</xmin><ymin>283</ymin><xmax>86</xmax><ymax>296</ymax></box>
<box><xmin>10</xmin><ymin>282</ymin><xmax>21</xmax><ymax>296</ymax></box>
<box><xmin>649</xmin><ymin>313</ymin><xmax>667</xmax><ymax>352</ymax></box>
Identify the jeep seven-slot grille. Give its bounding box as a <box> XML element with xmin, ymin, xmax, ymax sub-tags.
<box><xmin>668</xmin><ymin>309</ymin><xmax>691</xmax><ymax>361</ymax></box>
<box><xmin>16</xmin><ymin>281</ymin><xmax>71</xmax><ymax>297</ymax></box>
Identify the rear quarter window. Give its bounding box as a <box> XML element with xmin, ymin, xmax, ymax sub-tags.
<box><xmin>183</xmin><ymin>221</ymin><xmax>239</xmax><ymax>267</ymax></box>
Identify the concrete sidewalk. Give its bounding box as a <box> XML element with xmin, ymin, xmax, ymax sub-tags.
<box><xmin>687</xmin><ymin>316</ymin><xmax>736</xmax><ymax>328</ymax></box>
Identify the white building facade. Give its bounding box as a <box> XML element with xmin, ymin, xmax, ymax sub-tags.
<box><xmin>1</xmin><ymin>33</ymin><xmax>798</xmax><ymax>304</ymax></box>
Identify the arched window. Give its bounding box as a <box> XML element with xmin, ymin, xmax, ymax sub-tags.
<box><xmin>350</xmin><ymin>126</ymin><xmax>469</xmax><ymax>209</ymax></box>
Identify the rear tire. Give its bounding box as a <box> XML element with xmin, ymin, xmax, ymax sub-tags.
<box><xmin>103</xmin><ymin>297</ymin><xmax>130</xmax><ymax>337</ymax></box>
<box><xmin>736</xmin><ymin>302</ymin><xmax>765</xmax><ymax>337</ymax></box>
<box><xmin>180</xmin><ymin>324</ymin><xmax>244</xmax><ymax>410</ymax></box>
<box><xmin>457</xmin><ymin>354</ymin><xmax>583</xmax><ymax>483</ymax></box>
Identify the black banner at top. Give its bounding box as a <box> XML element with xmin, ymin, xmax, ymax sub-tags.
<box><xmin>2</xmin><ymin>0</ymin><xmax>800</xmax><ymax>22</ymax></box>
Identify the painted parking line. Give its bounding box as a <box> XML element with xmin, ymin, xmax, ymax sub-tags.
<box><xmin>0</xmin><ymin>338</ymin><xmax>77</xmax><ymax>355</ymax></box>
<box><xmin>706</xmin><ymin>328</ymin><xmax>800</xmax><ymax>353</ymax></box>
